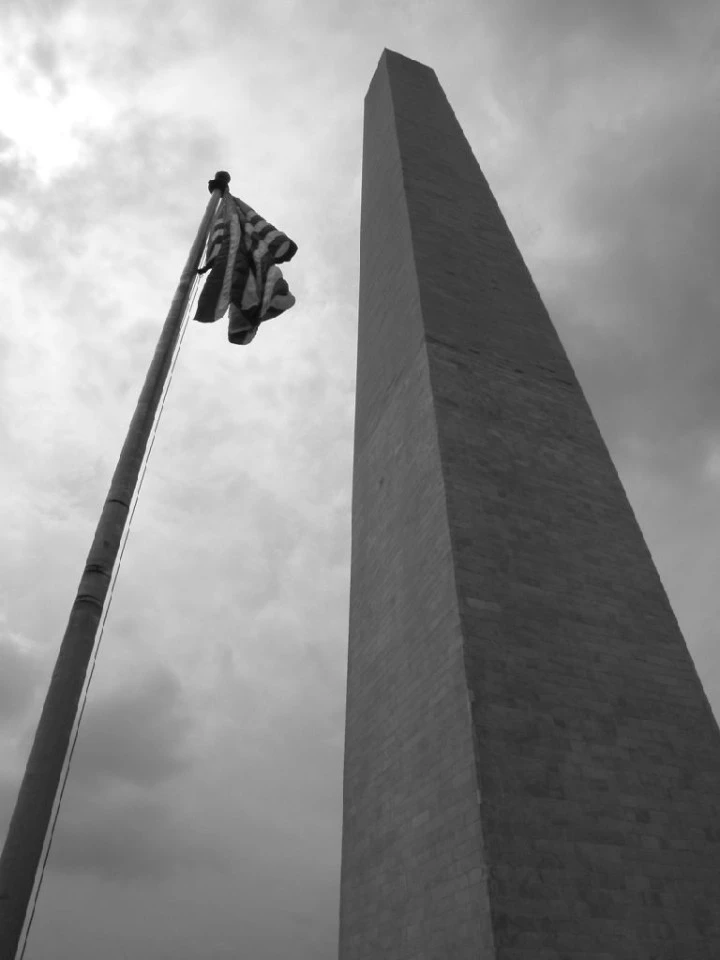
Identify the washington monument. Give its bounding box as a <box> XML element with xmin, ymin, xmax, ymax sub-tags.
<box><xmin>338</xmin><ymin>49</ymin><xmax>720</xmax><ymax>959</ymax></box>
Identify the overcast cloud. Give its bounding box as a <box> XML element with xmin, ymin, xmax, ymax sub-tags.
<box><xmin>1</xmin><ymin>0</ymin><xmax>719</xmax><ymax>957</ymax></box>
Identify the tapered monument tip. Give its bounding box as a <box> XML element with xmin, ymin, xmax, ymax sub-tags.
<box><xmin>369</xmin><ymin>49</ymin><xmax>436</xmax><ymax>94</ymax></box>
<box><xmin>208</xmin><ymin>171</ymin><xmax>231</xmax><ymax>194</ymax></box>
<box><xmin>378</xmin><ymin>48</ymin><xmax>434</xmax><ymax>72</ymax></box>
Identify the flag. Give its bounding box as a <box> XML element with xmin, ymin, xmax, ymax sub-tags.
<box><xmin>194</xmin><ymin>191</ymin><xmax>298</xmax><ymax>345</ymax></box>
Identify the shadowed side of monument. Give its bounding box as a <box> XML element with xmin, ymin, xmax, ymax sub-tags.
<box><xmin>339</xmin><ymin>48</ymin><xmax>720</xmax><ymax>960</ymax></box>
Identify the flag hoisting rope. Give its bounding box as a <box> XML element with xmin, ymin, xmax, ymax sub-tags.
<box><xmin>0</xmin><ymin>172</ymin><xmax>231</xmax><ymax>960</ymax></box>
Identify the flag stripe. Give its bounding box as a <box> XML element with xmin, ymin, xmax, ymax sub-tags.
<box><xmin>194</xmin><ymin>193</ymin><xmax>234</xmax><ymax>323</ymax></box>
<box><xmin>214</xmin><ymin>204</ymin><xmax>241</xmax><ymax>320</ymax></box>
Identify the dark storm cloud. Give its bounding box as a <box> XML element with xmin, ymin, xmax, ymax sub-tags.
<box><xmin>49</xmin><ymin>791</ymin><xmax>223</xmax><ymax>882</ymax></box>
<box><xmin>68</xmin><ymin>667</ymin><xmax>194</xmax><ymax>789</ymax></box>
<box><xmin>0</xmin><ymin>132</ymin><xmax>29</xmax><ymax>199</ymax></box>
<box><xmin>0</xmin><ymin>155</ymin><xmax>24</xmax><ymax>197</ymax></box>
<box><xmin>516</xmin><ymin>0</ymin><xmax>713</xmax><ymax>48</ymax></box>
<box><xmin>553</xmin><ymin>93</ymin><xmax>720</xmax><ymax>462</ymax></box>
<box><xmin>481</xmin><ymin>0</ymin><xmax>717</xmax><ymax>93</ymax></box>
<box><xmin>27</xmin><ymin>36</ymin><xmax>68</xmax><ymax>100</ymax></box>
<box><xmin>0</xmin><ymin>630</ymin><xmax>44</xmax><ymax>722</ymax></box>
<box><xmin>1</xmin><ymin>666</ymin><xmax>206</xmax><ymax>885</ymax></box>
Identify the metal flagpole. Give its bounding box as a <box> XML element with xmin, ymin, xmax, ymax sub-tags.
<box><xmin>0</xmin><ymin>171</ymin><xmax>231</xmax><ymax>960</ymax></box>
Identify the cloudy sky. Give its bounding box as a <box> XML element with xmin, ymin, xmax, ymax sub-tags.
<box><xmin>1</xmin><ymin>0</ymin><xmax>719</xmax><ymax>956</ymax></box>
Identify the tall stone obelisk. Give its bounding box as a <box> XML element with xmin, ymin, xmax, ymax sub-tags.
<box><xmin>339</xmin><ymin>49</ymin><xmax>720</xmax><ymax>959</ymax></box>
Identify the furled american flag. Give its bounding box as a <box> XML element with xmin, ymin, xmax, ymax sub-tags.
<box><xmin>194</xmin><ymin>189</ymin><xmax>298</xmax><ymax>345</ymax></box>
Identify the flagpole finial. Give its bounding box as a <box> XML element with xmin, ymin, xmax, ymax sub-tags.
<box><xmin>208</xmin><ymin>171</ymin><xmax>231</xmax><ymax>194</ymax></box>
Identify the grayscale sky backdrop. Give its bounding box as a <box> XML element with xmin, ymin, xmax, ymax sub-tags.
<box><xmin>1</xmin><ymin>0</ymin><xmax>719</xmax><ymax>957</ymax></box>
